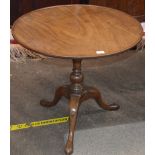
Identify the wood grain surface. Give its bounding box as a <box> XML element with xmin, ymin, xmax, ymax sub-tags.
<box><xmin>12</xmin><ymin>4</ymin><xmax>143</xmax><ymax>58</ymax></box>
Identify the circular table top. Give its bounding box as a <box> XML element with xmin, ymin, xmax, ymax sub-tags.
<box><xmin>12</xmin><ymin>5</ymin><xmax>143</xmax><ymax>59</ymax></box>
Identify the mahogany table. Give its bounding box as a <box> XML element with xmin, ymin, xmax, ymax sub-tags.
<box><xmin>12</xmin><ymin>4</ymin><xmax>143</xmax><ymax>155</ymax></box>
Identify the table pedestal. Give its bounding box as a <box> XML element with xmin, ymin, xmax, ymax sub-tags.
<box><xmin>40</xmin><ymin>59</ymin><xmax>120</xmax><ymax>155</ymax></box>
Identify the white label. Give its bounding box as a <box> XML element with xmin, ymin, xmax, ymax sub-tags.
<box><xmin>96</xmin><ymin>50</ymin><xmax>105</xmax><ymax>54</ymax></box>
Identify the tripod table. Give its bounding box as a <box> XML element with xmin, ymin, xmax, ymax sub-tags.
<box><xmin>12</xmin><ymin>4</ymin><xmax>143</xmax><ymax>155</ymax></box>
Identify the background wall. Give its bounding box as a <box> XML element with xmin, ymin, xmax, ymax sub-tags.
<box><xmin>10</xmin><ymin>0</ymin><xmax>80</xmax><ymax>25</ymax></box>
<box><xmin>89</xmin><ymin>0</ymin><xmax>145</xmax><ymax>22</ymax></box>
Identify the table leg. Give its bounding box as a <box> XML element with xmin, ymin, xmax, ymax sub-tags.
<box><xmin>65</xmin><ymin>95</ymin><xmax>80</xmax><ymax>155</ymax></box>
<box><xmin>80</xmin><ymin>86</ymin><xmax>120</xmax><ymax>110</ymax></box>
<box><xmin>40</xmin><ymin>85</ymin><xmax>70</xmax><ymax>107</ymax></box>
<box><xmin>40</xmin><ymin>58</ymin><xmax>120</xmax><ymax>155</ymax></box>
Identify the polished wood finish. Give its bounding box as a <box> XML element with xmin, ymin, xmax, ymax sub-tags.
<box><xmin>89</xmin><ymin>0</ymin><xmax>145</xmax><ymax>22</ymax></box>
<box><xmin>12</xmin><ymin>5</ymin><xmax>143</xmax><ymax>59</ymax></box>
<box><xmin>40</xmin><ymin>85</ymin><xmax>70</xmax><ymax>107</ymax></box>
<box><xmin>40</xmin><ymin>59</ymin><xmax>119</xmax><ymax>154</ymax></box>
<box><xmin>12</xmin><ymin>5</ymin><xmax>142</xmax><ymax>155</ymax></box>
<box><xmin>65</xmin><ymin>95</ymin><xmax>80</xmax><ymax>155</ymax></box>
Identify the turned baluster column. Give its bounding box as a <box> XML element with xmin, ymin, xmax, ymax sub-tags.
<box><xmin>70</xmin><ymin>59</ymin><xmax>84</xmax><ymax>95</ymax></box>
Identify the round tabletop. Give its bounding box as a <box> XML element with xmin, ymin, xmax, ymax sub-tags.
<box><xmin>12</xmin><ymin>4</ymin><xmax>143</xmax><ymax>59</ymax></box>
